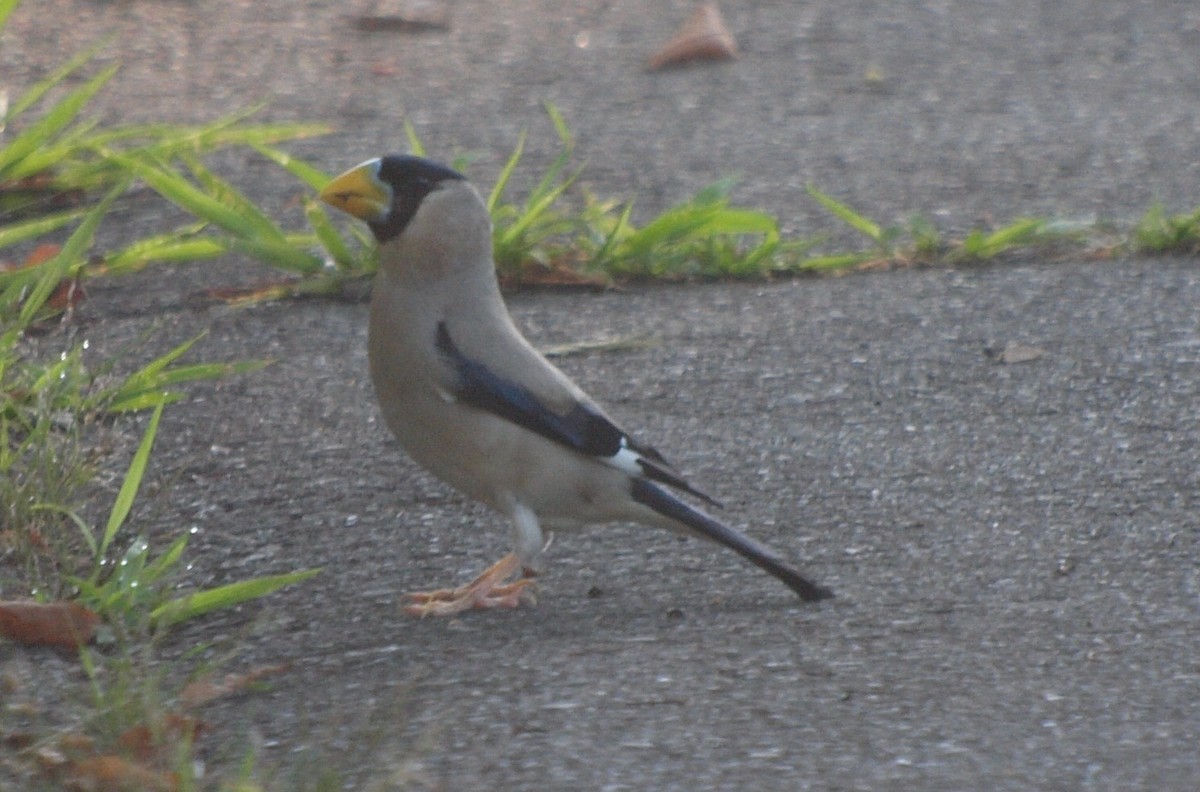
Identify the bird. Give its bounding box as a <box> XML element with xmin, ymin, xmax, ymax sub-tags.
<box><xmin>318</xmin><ymin>154</ymin><xmax>833</xmax><ymax>616</ymax></box>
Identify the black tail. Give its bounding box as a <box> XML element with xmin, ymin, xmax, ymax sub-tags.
<box><xmin>630</xmin><ymin>479</ymin><xmax>833</xmax><ymax>602</ymax></box>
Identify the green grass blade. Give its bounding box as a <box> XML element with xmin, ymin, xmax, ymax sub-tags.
<box><xmin>108</xmin><ymin>360</ymin><xmax>270</xmax><ymax>413</ymax></box>
<box><xmin>544</xmin><ymin>102</ymin><xmax>572</xmax><ymax>148</ymax></box>
<box><xmin>98</xmin><ymin>399</ymin><xmax>164</xmax><ymax>562</ymax></box>
<box><xmin>0</xmin><ymin>0</ymin><xmax>19</xmax><ymax>31</ymax></box>
<box><xmin>0</xmin><ymin>63</ymin><xmax>119</xmax><ymax>176</ymax></box>
<box><xmin>982</xmin><ymin>217</ymin><xmax>1044</xmax><ymax>249</ymax></box>
<box><xmin>225</xmin><ymin>236</ymin><xmax>325</xmax><ymax>273</ymax></box>
<box><xmin>8</xmin><ymin>178</ymin><xmax>128</xmax><ymax>332</ymax></box>
<box><xmin>73</xmin><ymin>114</ymin><xmax>329</xmax><ymax>157</ymax></box>
<box><xmin>591</xmin><ymin>200</ymin><xmax>636</xmax><ymax>270</ymax></box>
<box><xmin>908</xmin><ymin>214</ymin><xmax>942</xmax><ymax>258</ymax></box>
<box><xmin>0</xmin><ymin>208</ymin><xmax>89</xmax><ymax>250</ymax></box>
<box><xmin>955</xmin><ymin>218</ymin><xmax>1045</xmax><ymax>260</ymax></box>
<box><xmin>103</xmin><ymin>332</ymin><xmax>269</xmax><ymax>412</ymax></box>
<box><xmin>250</xmin><ymin>143</ymin><xmax>331</xmax><ymax>192</ymax></box>
<box><xmin>495</xmin><ymin>173</ymin><xmax>575</xmax><ymax>247</ymax></box>
<box><xmin>105</xmin><ymin>391</ymin><xmax>185</xmax><ymax>413</ymax></box>
<box><xmin>798</xmin><ymin>252</ymin><xmax>870</xmax><ymax>271</ymax></box>
<box><xmin>3</xmin><ymin>130</ymin><xmax>103</xmax><ymax>184</ymax></box>
<box><xmin>404</xmin><ymin>119</ymin><xmax>426</xmax><ymax>157</ymax></box>
<box><xmin>104</xmin><ymin>152</ymin><xmax>266</xmax><ymax>239</ymax></box>
<box><xmin>129</xmin><ymin>332</ymin><xmax>205</xmax><ymax>381</ymax></box>
<box><xmin>613</xmin><ymin>202</ymin><xmax>724</xmax><ymax>260</ymax></box>
<box><xmin>153</xmin><ymin>118</ymin><xmax>332</xmax><ymax>155</ymax></box>
<box><xmin>140</xmin><ymin>359</ymin><xmax>270</xmax><ymax>389</ymax></box>
<box><xmin>806</xmin><ymin>184</ymin><xmax>884</xmax><ymax>244</ymax></box>
<box><xmin>303</xmin><ymin>197</ymin><xmax>357</xmax><ymax>268</ymax></box>
<box><xmin>62</xmin><ymin>506</ymin><xmax>101</xmax><ymax>559</ymax></box>
<box><xmin>108</xmin><ymin>153</ymin><xmax>324</xmax><ymax>271</ymax></box>
<box><xmin>139</xmin><ymin>533</ymin><xmax>190</xmax><ymax>587</ymax></box>
<box><xmin>733</xmin><ymin>237</ymin><xmax>782</xmax><ymax>274</ymax></box>
<box><xmin>1129</xmin><ymin>203</ymin><xmax>1200</xmax><ymax>253</ymax></box>
<box><xmin>3</xmin><ymin>38</ymin><xmax>108</xmax><ymax>122</ymax></box>
<box><xmin>179</xmin><ymin>152</ymin><xmax>287</xmax><ymax>242</ymax></box>
<box><xmin>151</xmin><ymin>568</ymin><xmax>321</xmax><ymax>626</ymax></box>
<box><xmin>487</xmin><ymin>131</ymin><xmax>527</xmax><ymax>213</ymax></box>
<box><xmin>27</xmin><ymin>351</ymin><xmax>74</xmax><ymax>395</ymax></box>
<box><xmin>958</xmin><ymin>229</ymin><xmax>986</xmax><ymax>257</ymax></box>
<box><xmin>100</xmin><ymin>230</ymin><xmax>229</xmax><ymax>275</ymax></box>
<box><xmin>526</xmin><ymin>104</ymin><xmax>575</xmax><ymax>201</ymax></box>
<box><xmin>699</xmin><ymin>207</ymin><xmax>779</xmax><ymax>236</ymax></box>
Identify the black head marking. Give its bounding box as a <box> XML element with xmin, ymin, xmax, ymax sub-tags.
<box><xmin>369</xmin><ymin>155</ymin><xmax>466</xmax><ymax>243</ymax></box>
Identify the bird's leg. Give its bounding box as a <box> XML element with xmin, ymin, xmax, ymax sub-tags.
<box><xmin>401</xmin><ymin>552</ymin><xmax>537</xmax><ymax>617</ymax></box>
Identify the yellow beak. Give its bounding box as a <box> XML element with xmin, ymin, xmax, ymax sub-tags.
<box><xmin>318</xmin><ymin>161</ymin><xmax>391</xmax><ymax>222</ymax></box>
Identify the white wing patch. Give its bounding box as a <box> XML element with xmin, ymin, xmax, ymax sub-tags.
<box><xmin>605</xmin><ymin>436</ymin><xmax>645</xmax><ymax>477</ymax></box>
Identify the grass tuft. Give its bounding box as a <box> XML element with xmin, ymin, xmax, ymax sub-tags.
<box><xmin>1131</xmin><ymin>203</ymin><xmax>1200</xmax><ymax>255</ymax></box>
<box><xmin>2</xmin><ymin>6</ymin><xmax>321</xmax><ymax>784</ymax></box>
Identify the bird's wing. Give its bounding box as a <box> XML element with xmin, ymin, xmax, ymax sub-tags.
<box><xmin>435</xmin><ymin>322</ymin><xmax>721</xmax><ymax>507</ymax></box>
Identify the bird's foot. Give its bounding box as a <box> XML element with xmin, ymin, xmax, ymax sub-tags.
<box><xmin>401</xmin><ymin>553</ymin><xmax>537</xmax><ymax>617</ymax></box>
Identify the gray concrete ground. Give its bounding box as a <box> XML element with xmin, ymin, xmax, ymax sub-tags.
<box><xmin>3</xmin><ymin>1</ymin><xmax>1199</xmax><ymax>789</ymax></box>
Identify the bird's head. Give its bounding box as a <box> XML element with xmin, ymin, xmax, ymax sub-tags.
<box><xmin>319</xmin><ymin>155</ymin><xmax>466</xmax><ymax>244</ymax></box>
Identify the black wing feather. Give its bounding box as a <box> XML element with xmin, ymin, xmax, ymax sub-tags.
<box><xmin>630</xmin><ymin>479</ymin><xmax>833</xmax><ymax>602</ymax></box>
<box><xmin>435</xmin><ymin>323</ymin><xmax>720</xmax><ymax>506</ymax></box>
<box><xmin>436</xmin><ymin>323</ymin><xmax>622</xmax><ymax>455</ymax></box>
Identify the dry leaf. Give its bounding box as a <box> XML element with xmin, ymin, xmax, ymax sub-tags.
<box><xmin>0</xmin><ymin>244</ymin><xmax>87</xmax><ymax>327</ymax></box>
<box><xmin>4</xmin><ymin>730</ymin><xmax>37</xmax><ymax>750</ymax></box>
<box><xmin>498</xmin><ymin>259</ymin><xmax>609</xmax><ymax>290</ymax></box>
<box><xmin>997</xmin><ymin>342</ymin><xmax>1046</xmax><ymax>364</ymax></box>
<box><xmin>0</xmin><ymin>601</ymin><xmax>100</xmax><ymax>650</ymax></box>
<box><xmin>65</xmin><ymin>755</ymin><xmax>177</xmax><ymax>792</ymax></box>
<box><xmin>647</xmin><ymin>3</ymin><xmax>738</xmax><ymax>71</ymax></box>
<box><xmin>179</xmin><ymin>663</ymin><xmax>290</xmax><ymax>708</ymax></box>
<box><xmin>117</xmin><ymin>714</ymin><xmax>206</xmax><ymax>763</ymax></box>
<box><xmin>58</xmin><ymin>733</ymin><xmax>98</xmax><ymax>757</ymax></box>
<box><xmin>353</xmin><ymin>0</ymin><xmax>449</xmax><ymax>32</ymax></box>
<box><xmin>0</xmin><ymin>243</ymin><xmax>60</xmax><ymax>275</ymax></box>
<box><xmin>23</xmin><ymin>243</ymin><xmax>62</xmax><ymax>269</ymax></box>
<box><xmin>46</xmin><ymin>275</ymin><xmax>88</xmax><ymax>312</ymax></box>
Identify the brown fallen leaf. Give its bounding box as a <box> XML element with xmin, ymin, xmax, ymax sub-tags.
<box><xmin>0</xmin><ymin>601</ymin><xmax>100</xmax><ymax>650</ymax></box>
<box><xmin>497</xmin><ymin>259</ymin><xmax>609</xmax><ymax>290</ymax></box>
<box><xmin>1</xmin><ymin>526</ymin><xmax>51</xmax><ymax>555</ymax></box>
<box><xmin>118</xmin><ymin>713</ymin><xmax>207</xmax><ymax>763</ymax></box>
<box><xmin>994</xmin><ymin>342</ymin><xmax>1047</xmax><ymax>364</ymax></box>
<box><xmin>353</xmin><ymin>0</ymin><xmax>450</xmax><ymax>32</ymax></box>
<box><xmin>0</xmin><ymin>243</ymin><xmax>89</xmax><ymax>331</ymax></box>
<box><xmin>178</xmin><ymin>663</ymin><xmax>290</xmax><ymax>708</ymax></box>
<box><xmin>65</xmin><ymin>755</ymin><xmax>177</xmax><ymax>792</ymax></box>
<box><xmin>0</xmin><ymin>242</ymin><xmax>61</xmax><ymax>272</ymax></box>
<box><xmin>4</xmin><ymin>730</ymin><xmax>37</xmax><ymax>750</ymax></box>
<box><xmin>647</xmin><ymin>3</ymin><xmax>738</xmax><ymax>71</ymax></box>
<box><xmin>46</xmin><ymin>274</ymin><xmax>88</xmax><ymax>312</ymax></box>
<box><xmin>370</xmin><ymin>59</ymin><xmax>401</xmax><ymax>76</ymax></box>
<box><xmin>57</xmin><ymin>732</ymin><xmax>98</xmax><ymax>757</ymax></box>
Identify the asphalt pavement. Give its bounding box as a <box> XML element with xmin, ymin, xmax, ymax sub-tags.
<box><xmin>2</xmin><ymin>2</ymin><xmax>1198</xmax><ymax>789</ymax></box>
